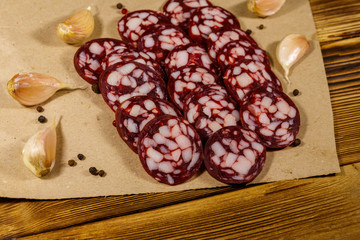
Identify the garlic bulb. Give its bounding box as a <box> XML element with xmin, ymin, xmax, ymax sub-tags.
<box><xmin>276</xmin><ymin>34</ymin><xmax>310</xmax><ymax>84</ymax></box>
<box><xmin>22</xmin><ymin>119</ymin><xmax>58</xmax><ymax>178</ymax></box>
<box><xmin>57</xmin><ymin>6</ymin><xmax>95</xmax><ymax>45</ymax></box>
<box><xmin>7</xmin><ymin>72</ymin><xmax>84</xmax><ymax>106</ymax></box>
<box><xmin>248</xmin><ymin>0</ymin><xmax>286</xmax><ymax>17</ymax></box>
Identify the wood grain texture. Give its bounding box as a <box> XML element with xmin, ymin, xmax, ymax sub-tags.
<box><xmin>0</xmin><ymin>0</ymin><xmax>359</xmax><ymax>239</ymax></box>
<box><xmin>0</xmin><ymin>187</ymin><xmax>234</xmax><ymax>239</ymax></box>
<box><xmin>310</xmin><ymin>0</ymin><xmax>360</xmax><ymax>165</ymax></box>
<box><xmin>18</xmin><ymin>163</ymin><xmax>360</xmax><ymax>240</ymax></box>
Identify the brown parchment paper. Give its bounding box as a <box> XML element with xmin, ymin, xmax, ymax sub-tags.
<box><xmin>0</xmin><ymin>0</ymin><xmax>340</xmax><ymax>199</ymax></box>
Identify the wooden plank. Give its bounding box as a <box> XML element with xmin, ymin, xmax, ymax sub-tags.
<box><xmin>0</xmin><ymin>187</ymin><xmax>234</xmax><ymax>239</ymax></box>
<box><xmin>310</xmin><ymin>0</ymin><xmax>360</xmax><ymax>165</ymax></box>
<box><xmin>310</xmin><ymin>0</ymin><xmax>360</xmax><ymax>47</ymax></box>
<box><xmin>18</xmin><ymin>163</ymin><xmax>360</xmax><ymax>239</ymax></box>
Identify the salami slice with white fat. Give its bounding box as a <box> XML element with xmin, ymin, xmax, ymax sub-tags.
<box><xmin>207</xmin><ymin>28</ymin><xmax>258</xmax><ymax>63</ymax></box>
<box><xmin>183</xmin><ymin>84</ymin><xmax>241</xmax><ymax>140</ymax></box>
<box><xmin>101</xmin><ymin>50</ymin><xmax>165</xmax><ymax>80</ymax></box>
<box><xmin>138</xmin><ymin>115</ymin><xmax>203</xmax><ymax>185</ymax></box>
<box><xmin>240</xmin><ymin>86</ymin><xmax>300</xmax><ymax>148</ymax></box>
<box><xmin>115</xmin><ymin>96</ymin><xmax>181</xmax><ymax>153</ymax></box>
<box><xmin>167</xmin><ymin>65</ymin><xmax>220</xmax><ymax>110</ymax></box>
<box><xmin>188</xmin><ymin>6</ymin><xmax>240</xmax><ymax>46</ymax></box>
<box><xmin>74</xmin><ymin>38</ymin><xmax>132</xmax><ymax>85</ymax></box>
<box><xmin>204</xmin><ymin>126</ymin><xmax>266</xmax><ymax>184</ymax></box>
<box><xmin>99</xmin><ymin>61</ymin><xmax>167</xmax><ymax>112</ymax></box>
<box><xmin>223</xmin><ymin>59</ymin><xmax>282</xmax><ymax>103</ymax></box>
<box><xmin>117</xmin><ymin>10</ymin><xmax>170</xmax><ymax>47</ymax></box>
<box><xmin>137</xmin><ymin>24</ymin><xmax>192</xmax><ymax>65</ymax></box>
<box><xmin>162</xmin><ymin>0</ymin><xmax>213</xmax><ymax>31</ymax></box>
<box><xmin>164</xmin><ymin>43</ymin><xmax>218</xmax><ymax>74</ymax></box>
<box><xmin>217</xmin><ymin>40</ymin><xmax>270</xmax><ymax>71</ymax></box>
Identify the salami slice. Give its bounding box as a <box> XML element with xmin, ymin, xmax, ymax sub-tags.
<box><xmin>183</xmin><ymin>84</ymin><xmax>241</xmax><ymax>140</ymax></box>
<box><xmin>137</xmin><ymin>24</ymin><xmax>192</xmax><ymax>65</ymax></box>
<box><xmin>138</xmin><ymin>115</ymin><xmax>203</xmax><ymax>185</ymax></box>
<box><xmin>115</xmin><ymin>96</ymin><xmax>181</xmax><ymax>153</ymax></box>
<box><xmin>207</xmin><ymin>28</ymin><xmax>258</xmax><ymax>62</ymax></box>
<box><xmin>240</xmin><ymin>86</ymin><xmax>300</xmax><ymax>148</ymax></box>
<box><xmin>162</xmin><ymin>0</ymin><xmax>213</xmax><ymax>31</ymax></box>
<box><xmin>101</xmin><ymin>50</ymin><xmax>165</xmax><ymax>80</ymax></box>
<box><xmin>167</xmin><ymin>65</ymin><xmax>220</xmax><ymax>110</ymax></box>
<box><xmin>223</xmin><ymin>59</ymin><xmax>282</xmax><ymax>103</ymax></box>
<box><xmin>204</xmin><ymin>126</ymin><xmax>266</xmax><ymax>184</ymax></box>
<box><xmin>164</xmin><ymin>44</ymin><xmax>218</xmax><ymax>74</ymax></box>
<box><xmin>188</xmin><ymin>6</ymin><xmax>240</xmax><ymax>46</ymax></box>
<box><xmin>217</xmin><ymin>40</ymin><xmax>270</xmax><ymax>71</ymax></box>
<box><xmin>99</xmin><ymin>61</ymin><xmax>167</xmax><ymax>112</ymax></box>
<box><xmin>117</xmin><ymin>10</ymin><xmax>170</xmax><ymax>47</ymax></box>
<box><xmin>74</xmin><ymin>38</ymin><xmax>132</xmax><ymax>85</ymax></box>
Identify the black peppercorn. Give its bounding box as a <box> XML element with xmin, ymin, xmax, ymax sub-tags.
<box><xmin>245</xmin><ymin>29</ymin><xmax>252</xmax><ymax>35</ymax></box>
<box><xmin>116</xmin><ymin>3</ymin><xmax>123</xmax><ymax>9</ymax></box>
<box><xmin>293</xmin><ymin>89</ymin><xmax>300</xmax><ymax>96</ymax></box>
<box><xmin>36</xmin><ymin>106</ymin><xmax>44</xmax><ymax>112</ymax></box>
<box><xmin>291</xmin><ymin>139</ymin><xmax>301</xmax><ymax>147</ymax></box>
<box><xmin>257</xmin><ymin>24</ymin><xmax>264</xmax><ymax>30</ymax></box>
<box><xmin>38</xmin><ymin>115</ymin><xmax>47</xmax><ymax>123</ymax></box>
<box><xmin>68</xmin><ymin>159</ymin><xmax>76</xmax><ymax>167</ymax></box>
<box><xmin>91</xmin><ymin>84</ymin><xmax>101</xmax><ymax>94</ymax></box>
<box><xmin>98</xmin><ymin>170</ymin><xmax>106</xmax><ymax>177</ymax></box>
<box><xmin>77</xmin><ymin>153</ymin><xmax>85</xmax><ymax>160</ymax></box>
<box><xmin>89</xmin><ymin>167</ymin><xmax>98</xmax><ymax>175</ymax></box>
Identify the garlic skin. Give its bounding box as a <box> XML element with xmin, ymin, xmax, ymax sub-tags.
<box><xmin>276</xmin><ymin>34</ymin><xmax>310</xmax><ymax>84</ymax></box>
<box><xmin>22</xmin><ymin>120</ymin><xmax>57</xmax><ymax>178</ymax></box>
<box><xmin>57</xmin><ymin>6</ymin><xmax>94</xmax><ymax>45</ymax></box>
<box><xmin>7</xmin><ymin>72</ymin><xmax>71</xmax><ymax>106</ymax></box>
<box><xmin>248</xmin><ymin>0</ymin><xmax>286</xmax><ymax>17</ymax></box>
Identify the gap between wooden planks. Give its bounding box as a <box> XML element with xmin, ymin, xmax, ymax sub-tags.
<box><xmin>6</xmin><ymin>162</ymin><xmax>360</xmax><ymax>240</ymax></box>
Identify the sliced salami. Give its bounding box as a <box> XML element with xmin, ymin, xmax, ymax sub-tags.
<box><xmin>99</xmin><ymin>61</ymin><xmax>167</xmax><ymax>112</ymax></box>
<box><xmin>137</xmin><ymin>24</ymin><xmax>192</xmax><ymax>65</ymax></box>
<box><xmin>167</xmin><ymin>65</ymin><xmax>220</xmax><ymax>110</ymax></box>
<box><xmin>74</xmin><ymin>38</ymin><xmax>132</xmax><ymax>85</ymax></box>
<box><xmin>115</xmin><ymin>96</ymin><xmax>181</xmax><ymax>153</ymax></box>
<box><xmin>204</xmin><ymin>126</ymin><xmax>266</xmax><ymax>184</ymax></box>
<box><xmin>117</xmin><ymin>10</ymin><xmax>170</xmax><ymax>47</ymax></box>
<box><xmin>188</xmin><ymin>6</ymin><xmax>240</xmax><ymax>46</ymax></box>
<box><xmin>240</xmin><ymin>86</ymin><xmax>300</xmax><ymax>148</ymax></box>
<box><xmin>223</xmin><ymin>59</ymin><xmax>282</xmax><ymax>103</ymax></box>
<box><xmin>217</xmin><ymin>40</ymin><xmax>270</xmax><ymax>71</ymax></box>
<box><xmin>164</xmin><ymin>44</ymin><xmax>218</xmax><ymax>74</ymax></box>
<box><xmin>138</xmin><ymin>115</ymin><xmax>203</xmax><ymax>185</ymax></box>
<box><xmin>162</xmin><ymin>0</ymin><xmax>213</xmax><ymax>31</ymax></box>
<box><xmin>101</xmin><ymin>50</ymin><xmax>165</xmax><ymax>80</ymax></box>
<box><xmin>183</xmin><ymin>84</ymin><xmax>241</xmax><ymax>140</ymax></box>
<box><xmin>207</xmin><ymin>28</ymin><xmax>258</xmax><ymax>62</ymax></box>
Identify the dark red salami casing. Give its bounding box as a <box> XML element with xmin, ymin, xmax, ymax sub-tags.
<box><xmin>240</xmin><ymin>86</ymin><xmax>300</xmax><ymax>148</ymax></box>
<box><xmin>117</xmin><ymin>10</ymin><xmax>170</xmax><ymax>47</ymax></box>
<box><xmin>162</xmin><ymin>0</ymin><xmax>213</xmax><ymax>31</ymax></box>
<box><xmin>73</xmin><ymin>38</ymin><xmax>132</xmax><ymax>85</ymax></box>
<box><xmin>188</xmin><ymin>6</ymin><xmax>241</xmax><ymax>46</ymax></box>
<box><xmin>138</xmin><ymin>115</ymin><xmax>204</xmax><ymax>185</ymax></box>
<box><xmin>115</xmin><ymin>96</ymin><xmax>182</xmax><ymax>153</ymax></box>
<box><xmin>204</xmin><ymin>126</ymin><xmax>266</xmax><ymax>185</ymax></box>
<box><xmin>99</xmin><ymin>61</ymin><xmax>167</xmax><ymax>112</ymax></box>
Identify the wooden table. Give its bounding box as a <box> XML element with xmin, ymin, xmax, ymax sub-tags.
<box><xmin>1</xmin><ymin>0</ymin><xmax>359</xmax><ymax>239</ymax></box>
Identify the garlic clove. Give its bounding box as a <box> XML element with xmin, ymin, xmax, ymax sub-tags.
<box><xmin>22</xmin><ymin>119</ymin><xmax>58</xmax><ymax>178</ymax></box>
<box><xmin>57</xmin><ymin>6</ymin><xmax>95</xmax><ymax>45</ymax></box>
<box><xmin>248</xmin><ymin>0</ymin><xmax>286</xmax><ymax>17</ymax></box>
<box><xmin>276</xmin><ymin>34</ymin><xmax>310</xmax><ymax>84</ymax></box>
<box><xmin>7</xmin><ymin>72</ymin><xmax>84</xmax><ymax>106</ymax></box>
